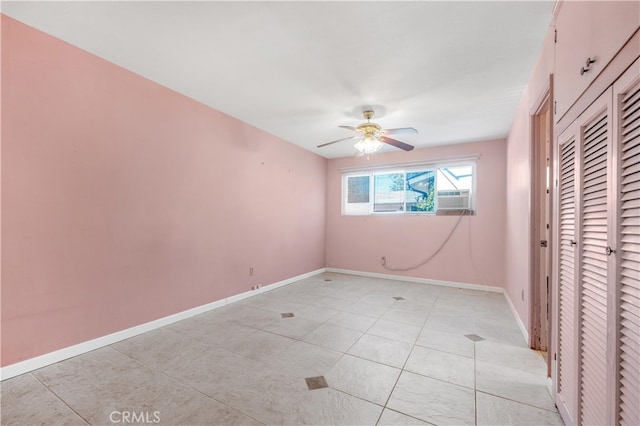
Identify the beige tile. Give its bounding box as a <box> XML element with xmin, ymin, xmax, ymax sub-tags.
<box><xmin>325</xmin><ymin>355</ymin><xmax>401</xmax><ymax>405</ymax></box>
<box><xmin>380</xmin><ymin>309</ymin><xmax>427</xmax><ymax>327</ymax></box>
<box><xmin>144</xmin><ymin>343</ymin><xmax>307</xmax><ymax>425</ymax></box>
<box><xmin>405</xmin><ymin>346</ymin><xmax>475</xmax><ymax>389</ymax></box>
<box><xmin>387</xmin><ymin>301</ymin><xmax>432</xmax><ymax>314</ymax></box>
<box><xmin>258</xmin><ymin>300</ymin><xmax>339</xmax><ymax>322</ymax></box>
<box><xmin>378</xmin><ymin>409</ymin><xmax>429</xmax><ymax>425</ymax></box>
<box><xmin>0</xmin><ymin>373</ymin><xmax>88</xmax><ymax>425</ymax></box>
<box><xmin>388</xmin><ymin>371</ymin><xmax>475</xmax><ymax>425</ymax></box>
<box><xmin>111</xmin><ymin>327</ymin><xmax>211</xmax><ymax>368</ymax></box>
<box><xmin>169</xmin><ymin>318</ymin><xmax>257</xmax><ymax>349</ymax></box>
<box><xmin>423</xmin><ymin>314</ymin><xmax>475</xmax><ymax>335</ymax></box>
<box><xmin>223</xmin><ymin>305</ymin><xmax>281</xmax><ymax>328</ymax></box>
<box><xmin>360</xmin><ymin>293</ymin><xmax>398</xmax><ymax>307</ymax></box>
<box><xmin>342</xmin><ymin>301</ymin><xmax>389</xmax><ymax>319</ymax></box>
<box><xmin>229</xmin><ymin>329</ymin><xmax>296</xmax><ymax>362</ymax></box>
<box><xmin>302</xmin><ymin>323</ymin><xmax>363</xmax><ymax>352</ymax></box>
<box><xmin>314</xmin><ymin>296</ymin><xmax>354</xmax><ymax>311</ymax></box>
<box><xmin>401</xmin><ymin>295</ymin><xmax>437</xmax><ymax>308</ymax></box>
<box><xmin>475</xmin><ymin>340</ymin><xmax>546</xmax><ymax>375</ymax></box>
<box><xmin>262</xmin><ymin>316</ymin><xmax>322</xmax><ymax>339</ymax></box>
<box><xmin>326</xmin><ymin>311</ymin><xmax>377</xmax><ymax>332</ymax></box>
<box><xmin>348</xmin><ymin>334</ymin><xmax>412</xmax><ymax>368</ymax></box>
<box><xmin>368</xmin><ymin>319</ymin><xmax>421</xmax><ymax>344</ymax></box>
<box><xmin>476</xmin><ymin>392</ymin><xmax>564</xmax><ymax>425</ymax></box>
<box><xmin>475</xmin><ymin>360</ymin><xmax>556</xmax><ymax>411</ymax></box>
<box><xmin>32</xmin><ymin>347</ymin><xmax>259</xmax><ymax>425</ymax></box>
<box><xmin>265</xmin><ymin>341</ymin><xmax>342</xmax><ymax>378</ymax></box>
<box><xmin>291</xmin><ymin>302</ymin><xmax>340</xmax><ymax>322</ymax></box>
<box><xmin>37</xmin><ymin>345</ymin><xmax>171</xmax><ymax>408</ymax></box>
<box><xmin>475</xmin><ymin>322</ymin><xmax>528</xmax><ymax>347</ymax></box>
<box><xmin>283</xmin><ymin>387</ymin><xmax>383</xmax><ymax>425</ymax></box>
<box><xmin>415</xmin><ymin>328</ymin><xmax>475</xmax><ymax>358</ymax></box>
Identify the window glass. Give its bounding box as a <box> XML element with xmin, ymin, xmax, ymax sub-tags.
<box><xmin>374</xmin><ymin>173</ymin><xmax>405</xmax><ymax>212</ymax></box>
<box><xmin>437</xmin><ymin>166</ymin><xmax>472</xmax><ymax>191</ymax></box>
<box><xmin>347</xmin><ymin>176</ymin><xmax>369</xmax><ymax>203</ymax></box>
<box><xmin>406</xmin><ymin>170</ymin><xmax>435</xmax><ymax>212</ymax></box>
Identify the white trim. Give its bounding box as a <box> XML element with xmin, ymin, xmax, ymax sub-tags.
<box><xmin>339</xmin><ymin>154</ymin><xmax>481</xmax><ymax>173</ymax></box>
<box><xmin>504</xmin><ymin>290</ymin><xmax>530</xmax><ymax>344</ymax></box>
<box><xmin>547</xmin><ymin>376</ymin><xmax>554</xmax><ymax>399</ymax></box>
<box><xmin>326</xmin><ymin>268</ymin><xmax>502</xmax><ymax>293</ymax></box>
<box><xmin>0</xmin><ymin>268</ymin><xmax>326</xmax><ymax>381</ymax></box>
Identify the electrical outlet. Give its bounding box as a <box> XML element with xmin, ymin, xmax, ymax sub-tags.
<box><xmin>249</xmin><ymin>267</ymin><xmax>254</xmax><ymax>277</ymax></box>
<box><xmin>381</xmin><ymin>256</ymin><xmax>386</xmax><ymax>266</ymax></box>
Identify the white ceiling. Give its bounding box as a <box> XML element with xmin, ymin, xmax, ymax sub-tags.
<box><xmin>2</xmin><ymin>1</ymin><xmax>555</xmax><ymax>158</ymax></box>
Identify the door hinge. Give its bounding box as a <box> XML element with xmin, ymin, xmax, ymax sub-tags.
<box><xmin>554</xmin><ymin>353</ymin><xmax>557</xmax><ymax>360</ymax></box>
<box><xmin>554</xmin><ymin>100</ymin><xmax>557</xmax><ymax>115</ymax></box>
<box><xmin>554</xmin><ymin>29</ymin><xmax>557</xmax><ymax>43</ymax></box>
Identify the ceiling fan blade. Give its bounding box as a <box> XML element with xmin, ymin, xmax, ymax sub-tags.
<box><xmin>338</xmin><ymin>125</ymin><xmax>357</xmax><ymax>131</ymax></box>
<box><xmin>381</xmin><ymin>136</ymin><xmax>414</xmax><ymax>151</ymax></box>
<box><xmin>317</xmin><ymin>135</ymin><xmax>360</xmax><ymax>148</ymax></box>
<box><xmin>382</xmin><ymin>127</ymin><xmax>418</xmax><ymax>135</ymax></box>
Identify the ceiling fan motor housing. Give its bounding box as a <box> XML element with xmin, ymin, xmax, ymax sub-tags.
<box><xmin>356</xmin><ymin>121</ymin><xmax>382</xmax><ymax>138</ymax></box>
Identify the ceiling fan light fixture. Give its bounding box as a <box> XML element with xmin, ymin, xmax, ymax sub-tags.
<box><xmin>354</xmin><ymin>136</ymin><xmax>384</xmax><ymax>153</ymax></box>
<box><xmin>317</xmin><ymin>108</ymin><xmax>416</xmax><ymax>153</ymax></box>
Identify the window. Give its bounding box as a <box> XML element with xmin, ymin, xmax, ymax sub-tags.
<box><xmin>342</xmin><ymin>162</ymin><xmax>475</xmax><ymax>215</ymax></box>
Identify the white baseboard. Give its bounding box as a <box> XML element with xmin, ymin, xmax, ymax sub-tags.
<box><xmin>326</xmin><ymin>268</ymin><xmax>503</xmax><ymax>293</ymax></box>
<box><xmin>0</xmin><ymin>268</ymin><xmax>326</xmax><ymax>381</ymax></box>
<box><xmin>503</xmin><ymin>290</ymin><xmax>530</xmax><ymax>344</ymax></box>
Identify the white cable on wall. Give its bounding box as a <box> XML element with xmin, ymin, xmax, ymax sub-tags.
<box><xmin>381</xmin><ymin>209</ymin><xmax>489</xmax><ymax>294</ymax></box>
<box><xmin>381</xmin><ymin>211</ymin><xmax>467</xmax><ymax>272</ymax></box>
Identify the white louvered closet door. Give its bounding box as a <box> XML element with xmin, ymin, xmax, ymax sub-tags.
<box><xmin>615</xmin><ymin>60</ymin><xmax>640</xmax><ymax>426</ymax></box>
<box><xmin>579</xmin><ymin>93</ymin><xmax>613</xmax><ymax>426</ymax></box>
<box><xmin>554</xmin><ymin>53</ymin><xmax>639</xmax><ymax>426</ymax></box>
<box><xmin>556</xmin><ymin>130</ymin><xmax>578</xmax><ymax>424</ymax></box>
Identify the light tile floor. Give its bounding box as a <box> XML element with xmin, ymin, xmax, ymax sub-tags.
<box><xmin>1</xmin><ymin>273</ymin><xmax>564</xmax><ymax>425</ymax></box>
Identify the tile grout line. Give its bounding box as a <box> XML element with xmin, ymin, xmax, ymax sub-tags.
<box><xmin>474</xmin><ymin>389</ymin><xmax>562</xmax><ymax>414</ymax></box>
<box><xmin>374</xmin><ymin>294</ymin><xmax>439</xmax><ymax>426</ymax></box>
<box><xmin>29</xmin><ymin>372</ymin><xmax>91</xmax><ymax>425</ymax></box>
<box><xmin>474</xmin><ymin>341</ymin><xmax>478</xmax><ymax>426</ymax></box>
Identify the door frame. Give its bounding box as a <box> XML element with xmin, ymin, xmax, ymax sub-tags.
<box><xmin>529</xmin><ymin>76</ymin><xmax>554</xmax><ymax>371</ymax></box>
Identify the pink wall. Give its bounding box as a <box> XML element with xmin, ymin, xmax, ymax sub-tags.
<box><xmin>325</xmin><ymin>139</ymin><xmax>506</xmax><ymax>287</ymax></box>
<box><xmin>504</xmin><ymin>27</ymin><xmax>554</xmax><ymax>332</ymax></box>
<box><xmin>1</xmin><ymin>16</ymin><xmax>327</xmax><ymax>367</ymax></box>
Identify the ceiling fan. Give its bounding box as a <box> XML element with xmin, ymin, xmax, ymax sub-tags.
<box><xmin>318</xmin><ymin>110</ymin><xmax>417</xmax><ymax>153</ymax></box>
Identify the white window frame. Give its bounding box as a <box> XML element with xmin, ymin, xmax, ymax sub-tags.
<box><xmin>341</xmin><ymin>160</ymin><xmax>476</xmax><ymax>216</ymax></box>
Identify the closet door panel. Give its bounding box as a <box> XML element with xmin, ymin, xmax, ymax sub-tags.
<box><xmin>578</xmin><ymin>94</ymin><xmax>612</xmax><ymax>426</ymax></box>
<box><xmin>615</xmin><ymin>59</ymin><xmax>640</xmax><ymax>426</ymax></box>
<box><xmin>556</xmin><ymin>125</ymin><xmax>579</xmax><ymax>425</ymax></box>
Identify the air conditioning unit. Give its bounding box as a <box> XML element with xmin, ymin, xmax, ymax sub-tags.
<box><xmin>437</xmin><ymin>189</ymin><xmax>471</xmax><ymax>210</ymax></box>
